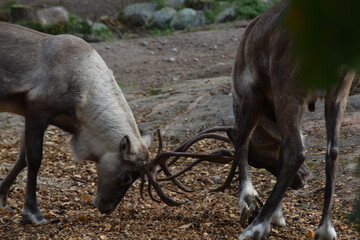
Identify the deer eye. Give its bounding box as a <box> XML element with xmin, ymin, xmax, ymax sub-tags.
<box><xmin>120</xmin><ymin>172</ymin><xmax>133</xmax><ymax>185</ymax></box>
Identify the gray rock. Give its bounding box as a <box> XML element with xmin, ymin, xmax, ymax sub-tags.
<box><xmin>10</xmin><ymin>6</ymin><xmax>38</xmax><ymax>23</ymax></box>
<box><xmin>151</xmin><ymin>7</ymin><xmax>177</xmax><ymax>27</ymax></box>
<box><xmin>120</xmin><ymin>2</ymin><xmax>157</xmax><ymax>27</ymax></box>
<box><xmin>215</xmin><ymin>7</ymin><xmax>237</xmax><ymax>23</ymax></box>
<box><xmin>10</xmin><ymin>6</ymin><xmax>68</xmax><ymax>25</ymax></box>
<box><xmin>170</xmin><ymin>8</ymin><xmax>205</xmax><ymax>30</ymax></box>
<box><xmin>37</xmin><ymin>6</ymin><xmax>69</xmax><ymax>25</ymax></box>
<box><xmin>347</xmin><ymin>95</ymin><xmax>360</xmax><ymax>112</ymax></box>
<box><xmin>127</xmin><ymin>77</ymin><xmax>233</xmax><ymax>141</ymax></box>
<box><xmin>217</xmin><ymin>1</ymin><xmax>233</xmax><ymax>8</ymax></box>
<box><xmin>211</xmin><ymin>176</ymin><xmax>222</xmax><ymax>184</ymax></box>
<box><xmin>91</xmin><ymin>22</ymin><xmax>110</xmax><ymax>34</ymax></box>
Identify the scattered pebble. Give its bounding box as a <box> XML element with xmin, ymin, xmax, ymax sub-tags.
<box><xmin>166</xmin><ymin>57</ymin><xmax>176</xmax><ymax>62</ymax></box>
<box><xmin>211</xmin><ymin>176</ymin><xmax>222</xmax><ymax>184</ymax></box>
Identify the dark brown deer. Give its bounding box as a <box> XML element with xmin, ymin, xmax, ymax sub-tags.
<box><xmin>227</xmin><ymin>1</ymin><xmax>355</xmax><ymax>239</ymax></box>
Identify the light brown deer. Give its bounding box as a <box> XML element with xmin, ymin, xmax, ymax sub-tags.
<box><xmin>0</xmin><ymin>22</ymin><xmax>233</xmax><ymax>224</ymax></box>
<box><xmin>227</xmin><ymin>1</ymin><xmax>355</xmax><ymax>239</ymax></box>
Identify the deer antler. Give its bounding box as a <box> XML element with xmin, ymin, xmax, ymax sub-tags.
<box><xmin>138</xmin><ymin>127</ymin><xmax>237</xmax><ymax>206</ymax></box>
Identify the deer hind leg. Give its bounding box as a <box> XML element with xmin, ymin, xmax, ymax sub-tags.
<box><xmin>315</xmin><ymin>73</ymin><xmax>354</xmax><ymax>240</ymax></box>
<box><xmin>21</xmin><ymin>109</ymin><xmax>50</xmax><ymax>224</ymax></box>
<box><xmin>0</xmin><ymin>131</ymin><xmax>26</xmax><ymax>210</ymax></box>
<box><xmin>239</xmin><ymin>97</ymin><xmax>306</xmax><ymax>240</ymax></box>
<box><xmin>229</xmin><ymin>85</ymin><xmax>269</xmax><ymax>228</ymax></box>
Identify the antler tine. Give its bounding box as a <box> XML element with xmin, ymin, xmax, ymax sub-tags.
<box><xmin>145</xmin><ymin>170</ymin><xmax>185</xmax><ymax>206</ymax></box>
<box><xmin>140</xmin><ymin>174</ymin><xmax>162</xmax><ymax>203</ymax></box>
<box><xmin>158</xmin><ymin>149</ymin><xmax>234</xmax><ymax>181</ymax></box>
<box><xmin>156</xmin><ymin>129</ymin><xmax>163</xmax><ymax>155</ymax></box>
<box><xmin>151</xmin><ymin>129</ymin><xmax>193</xmax><ymax>192</ymax></box>
<box><xmin>166</xmin><ymin>132</ymin><xmax>231</xmax><ymax>167</ymax></box>
<box><xmin>138</xmin><ymin>129</ymin><xmax>191</xmax><ymax>206</ymax></box>
<box><xmin>153</xmin><ymin>130</ymin><xmax>231</xmax><ymax>192</ymax></box>
<box><xmin>158</xmin><ymin>158</ymin><xmax>203</xmax><ymax>181</ymax></box>
<box><xmin>173</xmin><ymin>131</ymin><xmax>231</xmax><ymax>153</ymax></box>
<box><xmin>158</xmin><ymin>162</ymin><xmax>194</xmax><ymax>192</ymax></box>
<box><xmin>147</xmin><ymin>181</ymin><xmax>161</xmax><ymax>203</ymax></box>
<box><xmin>139</xmin><ymin>127</ymin><xmax>235</xmax><ymax>206</ymax></box>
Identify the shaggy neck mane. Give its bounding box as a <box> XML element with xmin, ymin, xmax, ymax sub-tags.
<box><xmin>70</xmin><ymin>50</ymin><xmax>142</xmax><ymax>161</ymax></box>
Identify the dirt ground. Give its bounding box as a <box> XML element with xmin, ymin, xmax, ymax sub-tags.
<box><xmin>0</xmin><ymin>109</ymin><xmax>359</xmax><ymax>240</ymax></box>
<box><xmin>0</xmin><ymin>4</ymin><xmax>360</xmax><ymax>240</ymax></box>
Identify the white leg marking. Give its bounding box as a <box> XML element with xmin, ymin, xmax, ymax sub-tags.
<box><xmin>22</xmin><ymin>207</ymin><xmax>46</xmax><ymax>224</ymax></box>
<box><xmin>271</xmin><ymin>207</ymin><xmax>286</xmax><ymax>227</ymax></box>
<box><xmin>315</xmin><ymin>222</ymin><xmax>337</xmax><ymax>240</ymax></box>
<box><xmin>238</xmin><ymin>181</ymin><xmax>260</xmax><ymax>210</ymax></box>
<box><xmin>238</xmin><ymin>180</ymin><xmax>263</xmax><ymax>226</ymax></box>
<box><xmin>327</xmin><ymin>141</ymin><xmax>332</xmax><ymax>156</ymax></box>
<box><xmin>238</xmin><ymin>221</ymin><xmax>271</xmax><ymax>240</ymax></box>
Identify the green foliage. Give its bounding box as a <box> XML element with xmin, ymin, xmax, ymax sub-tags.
<box><xmin>146</xmin><ymin>26</ymin><xmax>174</xmax><ymax>37</ymax></box>
<box><xmin>15</xmin><ymin>14</ymin><xmax>113</xmax><ymax>40</ymax></box>
<box><xmin>235</xmin><ymin>0</ymin><xmax>268</xmax><ymax>19</ymax></box>
<box><xmin>92</xmin><ymin>26</ymin><xmax>114</xmax><ymax>40</ymax></box>
<box><xmin>284</xmin><ymin>0</ymin><xmax>360</xmax><ymax>90</ymax></box>
<box><xmin>153</xmin><ymin>0</ymin><xmax>167</xmax><ymax>9</ymax></box>
<box><xmin>204</xmin><ymin>3</ymin><xmax>226</xmax><ymax>24</ymax></box>
<box><xmin>203</xmin><ymin>0</ymin><xmax>279</xmax><ymax>24</ymax></box>
<box><xmin>67</xmin><ymin>14</ymin><xmax>92</xmax><ymax>35</ymax></box>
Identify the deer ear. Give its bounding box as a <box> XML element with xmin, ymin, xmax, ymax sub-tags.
<box><xmin>141</xmin><ymin>131</ymin><xmax>154</xmax><ymax>149</ymax></box>
<box><xmin>119</xmin><ymin>135</ymin><xmax>131</xmax><ymax>159</ymax></box>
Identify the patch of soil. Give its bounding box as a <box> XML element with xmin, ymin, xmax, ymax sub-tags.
<box><xmin>0</xmin><ymin>117</ymin><xmax>359</xmax><ymax>239</ymax></box>
<box><xmin>92</xmin><ymin>27</ymin><xmax>243</xmax><ymax>89</ymax></box>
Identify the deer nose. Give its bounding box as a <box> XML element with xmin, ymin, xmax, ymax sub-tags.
<box><xmin>93</xmin><ymin>197</ymin><xmax>116</xmax><ymax>215</ymax></box>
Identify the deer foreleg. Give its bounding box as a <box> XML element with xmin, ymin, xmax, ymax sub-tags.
<box><xmin>21</xmin><ymin>111</ymin><xmax>50</xmax><ymax>224</ymax></box>
<box><xmin>0</xmin><ymin>132</ymin><xmax>26</xmax><ymax>210</ymax></box>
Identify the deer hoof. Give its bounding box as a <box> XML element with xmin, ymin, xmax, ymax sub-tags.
<box><xmin>0</xmin><ymin>199</ymin><xmax>11</xmax><ymax>211</ymax></box>
<box><xmin>270</xmin><ymin>207</ymin><xmax>286</xmax><ymax>227</ymax></box>
<box><xmin>0</xmin><ymin>194</ymin><xmax>11</xmax><ymax>210</ymax></box>
<box><xmin>238</xmin><ymin>221</ymin><xmax>270</xmax><ymax>240</ymax></box>
<box><xmin>238</xmin><ymin>184</ymin><xmax>263</xmax><ymax>227</ymax></box>
<box><xmin>21</xmin><ymin>209</ymin><xmax>46</xmax><ymax>224</ymax></box>
<box><xmin>0</xmin><ymin>204</ymin><xmax>12</xmax><ymax>211</ymax></box>
<box><xmin>314</xmin><ymin>223</ymin><xmax>337</xmax><ymax>240</ymax></box>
